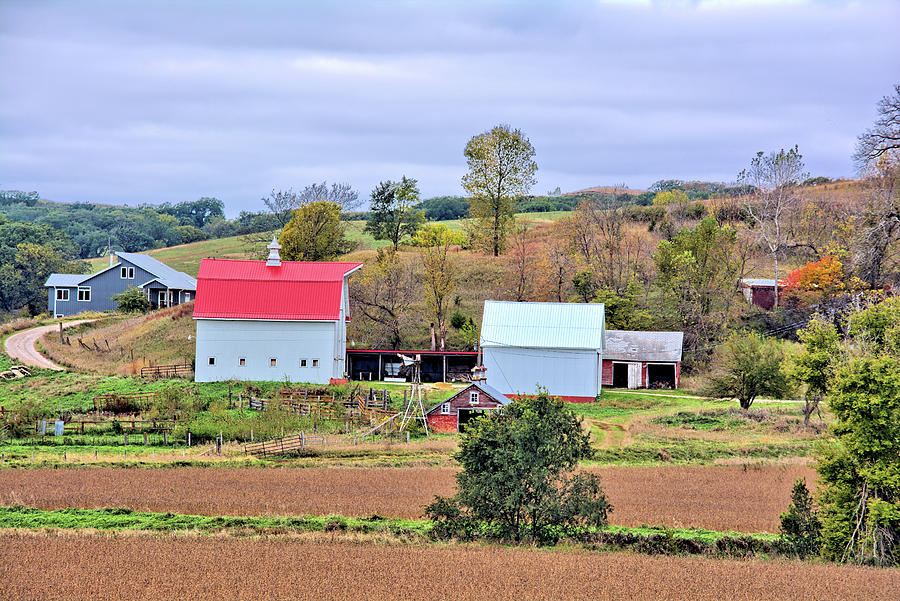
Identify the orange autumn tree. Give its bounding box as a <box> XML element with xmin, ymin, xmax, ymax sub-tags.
<box><xmin>782</xmin><ymin>255</ymin><xmax>865</xmax><ymax>307</ymax></box>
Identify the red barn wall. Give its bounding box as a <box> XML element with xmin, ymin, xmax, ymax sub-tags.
<box><xmin>426</xmin><ymin>413</ymin><xmax>458</xmax><ymax>433</ymax></box>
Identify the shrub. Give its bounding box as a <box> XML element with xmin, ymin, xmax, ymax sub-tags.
<box><xmin>113</xmin><ymin>286</ymin><xmax>150</xmax><ymax>314</ymax></box>
<box><xmin>779</xmin><ymin>478</ymin><xmax>822</xmax><ymax>559</ymax></box>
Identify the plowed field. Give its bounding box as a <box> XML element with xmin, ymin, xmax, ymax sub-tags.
<box><xmin>0</xmin><ymin>532</ymin><xmax>895</xmax><ymax>601</ymax></box>
<box><xmin>0</xmin><ymin>464</ymin><xmax>814</xmax><ymax>532</ymax></box>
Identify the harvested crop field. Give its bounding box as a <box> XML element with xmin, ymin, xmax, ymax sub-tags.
<box><xmin>0</xmin><ymin>532</ymin><xmax>895</xmax><ymax>601</ymax></box>
<box><xmin>0</xmin><ymin>463</ymin><xmax>814</xmax><ymax>532</ymax></box>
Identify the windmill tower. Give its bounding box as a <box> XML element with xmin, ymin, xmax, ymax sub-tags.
<box><xmin>398</xmin><ymin>354</ymin><xmax>429</xmax><ymax>435</ymax></box>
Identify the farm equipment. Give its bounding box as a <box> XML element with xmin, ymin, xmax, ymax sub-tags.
<box><xmin>0</xmin><ymin>365</ymin><xmax>34</xmax><ymax>380</ymax></box>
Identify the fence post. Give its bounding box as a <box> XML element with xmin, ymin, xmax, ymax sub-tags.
<box><xmin>163</xmin><ymin>430</ymin><xmax>168</xmax><ymax>445</ymax></box>
<box><xmin>300</xmin><ymin>431</ymin><xmax>305</xmax><ymax>447</ymax></box>
<box><xmin>250</xmin><ymin>429</ymin><xmax>254</xmax><ymax>442</ymax></box>
<box><xmin>406</xmin><ymin>432</ymin><xmax>410</xmax><ymax>444</ymax></box>
<box><xmin>187</xmin><ymin>432</ymin><xmax>191</xmax><ymax>447</ymax></box>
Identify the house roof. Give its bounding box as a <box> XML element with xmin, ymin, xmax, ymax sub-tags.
<box><xmin>45</xmin><ymin>273</ymin><xmax>89</xmax><ymax>287</ymax></box>
<box><xmin>117</xmin><ymin>252</ymin><xmax>197</xmax><ymax>290</ymax></box>
<box><xmin>603</xmin><ymin>330</ymin><xmax>684</xmax><ymax>362</ymax></box>
<box><xmin>192</xmin><ymin>258</ymin><xmax>362</xmax><ymax>321</ymax></box>
<box><xmin>480</xmin><ymin>301</ymin><xmax>605</xmax><ymax>351</ymax></box>
<box><xmin>45</xmin><ymin>252</ymin><xmax>196</xmax><ymax>291</ymax></box>
<box><xmin>425</xmin><ymin>382</ymin><xmax>513</xmax><ymax>415</ymax></box>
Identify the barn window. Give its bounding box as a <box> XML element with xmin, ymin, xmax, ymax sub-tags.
<box><xmin>239</xmin><ymin>358</ymin><xmax>246</xmax><ymax>367</ymax></box>
<box><xmin>312</xmin><ymin>359</ymin><xmax>319</xmax><ymax>367</ymax></box>
<box><xmin>469</xmin><ymin>391</ymin><xmax>479</xmax><ymax>405</ymax></box>
<box><xmin>77</xmin><ymin>286</ymin><xmax>91</xmax><ymax>302</ymax></box>
<box><xmin>440</xmin><ymin>403</ymin><xmax>450</xmax><ymax>414</ymax></box>
<box><xmin>208</xmin><ymin>357</ymin><xmax>215</xmax><ymax>366</ymax></box>
<box><xmin>270</xmin><ymin>358</ymin><xmax>277</xmax><ymax>367</ymax></box>
<box><xmin>300</xmin><ymin>359</ymin><xmax>307</xmax><ymax>367</ymax></box>
<box><xmin>56</xmin><ymin>289</ymin><xmax>69</xmax><ymax>301</ymax></box>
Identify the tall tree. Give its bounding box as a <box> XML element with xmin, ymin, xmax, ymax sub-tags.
<box><xmin>853</xmin><ymin>157</ymin><xmax>899</xmax><ymax>287</ymax></box>
<box><xmin>739</xmin><ymin>146</ymin><xmax>808</xmax><ymax>309</ymax></box>
<box><xmin>854</xmin><ymin>83</ymin><xmax>900</xmax><ymax>168</ymax></box>
<box><xmin>279</xmin><ymin>201</ymin><xmax>355</xmax><ymax>261</ymax></box>
<box><xmin>263</xmin><ymin>182</ymin><xmax>360</xmax><ymax>227</ymax></box>
<box><xmin>350</xmin><ymin>247</ymin><xmax>419</xmax><ymax>349</ymax></box>
<box><xmin>364</xmin><ymin>176</ymin><xmax>425</xmax><ymax>248</ymax></box>
<box><xmin>418</xmin><ymin>224</ymin><xmax>456</xmax><ymax>351</ymax></box>
<box><xmin>654</xmin><ymin>218</ymin><xmax>744</xmax><ymax>368</ymax></box>
<box><xmin>461</xmin><ymin>124</ymin><xmax>537</xmax><ymax>256</ymax></box>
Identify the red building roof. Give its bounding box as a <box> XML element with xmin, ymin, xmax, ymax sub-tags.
<box><xmin>193</xmin><ymin>258</ymin><xmax>362</xmax><ymax>321</ymax></box>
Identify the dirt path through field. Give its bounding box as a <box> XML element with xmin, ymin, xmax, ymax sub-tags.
<box><xmin>4</xmin><ymin>320</ymin><xmax>94</xmax><ymax>370</ymax></box>
<box><xmin>0</xmin><ymin>463</ymin><xmax>816</xmax><ymax>532</ymax></box>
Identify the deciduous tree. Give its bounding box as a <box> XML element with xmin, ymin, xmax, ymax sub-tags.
<box><xmin>739</xmin><ymin>146</ymin><xmax>808</xmax><ymax>309</ymax></box>
<box><xmin>279</xmin><ymin>201</ymin><xmax>355</xmax><ymax>261</ymax></box>
<box><xmin>364</xmin><ymin>177</ymin><xmax>425</xmax><ymax>249</ymax></box>
<box><xmin>418</xmin><ymin>224</ymin><xmax>456</xmax><ymax>351</ymax></box>
<box><xmin>703</xmin><ymin>331</ymin><xmax>791</xmax><ymax>410</ymax></box>
<box><xmin>462</xmin><ymin>124</ymin><xmax>537</xmax><ymax>256</ymax></box>
<box><xmin>350</xmin><ymin>247</ymin><xmax>419</xmax><ymax>349</ymax></box>
<box><xmin>854</xmin><ymin>83</ymin><xmax>900</xmax><ymax>167</ymax></box>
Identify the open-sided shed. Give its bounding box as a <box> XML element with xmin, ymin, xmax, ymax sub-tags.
<box><xmin>601</xmin><ymin>330</ymin><xmax>683</xmax><ymax>389</ymax></box>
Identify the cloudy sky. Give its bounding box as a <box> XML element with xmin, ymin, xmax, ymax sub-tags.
<box><xmin>1</xmin><ymin>1</ymin><xmax>898</xmax><ymax>215</ymax></box>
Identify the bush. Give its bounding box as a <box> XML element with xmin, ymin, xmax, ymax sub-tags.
<box><xmin>113</xmin><ymin>286</ymin><xmax>150</xmax><ymax>314</ymax></box>
<box><xmin>779</xmin><ymin>478</ymin><xmax>822</xmax><ymax>559</ymax></box>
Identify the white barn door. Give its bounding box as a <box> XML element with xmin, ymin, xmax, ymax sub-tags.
<box><xmin>627</xmin><ymin>362</ymin><xmax>641</xmax><ymax>389</ymax></box>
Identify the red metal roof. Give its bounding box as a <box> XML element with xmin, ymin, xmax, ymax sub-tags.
<box><xmin>193</xmin><ymin>258</ymin><xmax>361</xmax><ymax>321</ymax></box>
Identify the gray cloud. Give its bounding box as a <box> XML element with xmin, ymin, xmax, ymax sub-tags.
<box><xmin>1</xmin><ymin>0</ymin><xmax>898</xmax><ymax>215</ymax></box>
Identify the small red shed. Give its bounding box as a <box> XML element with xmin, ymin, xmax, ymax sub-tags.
<box><xmin>425</xmin><ymin>382</ymin><xmax>512</xmax><ymax>433</ymax></box>
<box><xmin>601</xmin><ymin>330</ymin><xmax>684</xmax><ymax>389</ymax></box>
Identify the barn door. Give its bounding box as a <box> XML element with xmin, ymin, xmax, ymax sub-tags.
<box><xmin>627</xmin><ymin>362</ymin><xmax>642</xmax><ymax>389</ymax></box>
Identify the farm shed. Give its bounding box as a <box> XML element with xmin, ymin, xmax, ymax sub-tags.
<box><xmin>45</xmin><ymin>252</ymin><xmax>196</xmax><ymax>317</ymax></box>
<box><xmin>739</xmin><ymin>278</ymin><xmax>785</xmax><ymax>310</ymax></box>
<box><xmin>480</xmin><ymin>301</ymin><xmax>605</xmax><ymax>402</ymax></box>
<box><xmin>192</xmin><ymin>238</ymin><xmax>361</xmax><ymax>384</ymax></box>
<box><xmin>346</xmin><ymin>349</ymin><xmax>478</xmax><ymax>383</ymax></box>
<box><xmin>424</xmin><ymin>382</ymin><xmax>512</xmax><ymax>433</ymax></box>
<box><xmin>601</xmin><ymin>330</ymin><xmax>684</xmax><ymax>389</ymax></box>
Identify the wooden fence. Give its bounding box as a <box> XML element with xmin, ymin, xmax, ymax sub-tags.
<box><xmin>93</xmin><ymin>392</ymin><xmax>159</xmax><ymax>413</ymax></box>
<box><xmin>140</xmin><ymin>361</ymin><xmax>193</xmax><ymax>378</ymax></box>
<box><xmin>244</xmin><ymin>432</ymin><xmax>328</xmax><ymax>458</ymax></box>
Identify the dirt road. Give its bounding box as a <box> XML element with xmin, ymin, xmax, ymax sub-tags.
<box><xmin>3</xmin><ymin>320</ymin><xmax>93</xmax><ymax>370</ymax></box>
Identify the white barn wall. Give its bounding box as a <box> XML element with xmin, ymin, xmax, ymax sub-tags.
<box><xmin>483</xmin><ymin>347</ymin><xmax>600</xmax><ymax>398</ymax></box>
<box><xmin>195</xmin><ymin>319</ymin><xmax>338</xmax><ymax>383</ymax></box>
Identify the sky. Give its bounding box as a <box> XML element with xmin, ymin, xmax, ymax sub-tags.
<box><xmin>1</xmin><ymin>0</ymin><xmax>898</xmax><ymax>216</ymax></box>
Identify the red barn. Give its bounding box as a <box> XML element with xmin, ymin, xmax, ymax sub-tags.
<box><xmin>601</xmin><ymin>330</ymin><xmax>684</xmax><ymax>389</ymax></box>
<box><xmin>425</xmin><ymin>382</ymin><xmax>512</xmax><ymax>433</ymax></box>
<box><xmin>739</xmin><ymin>278</ymin><xmax>786</xmax><ymax>310</ymax></box>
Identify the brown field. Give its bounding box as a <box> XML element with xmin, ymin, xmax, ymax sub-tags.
<box><xmin>0</xmin><ymin>531</ymin><xmax>895</xmax><ymax>601</ymax></box>
<box><xmin>0</xmin><ymin>463</ymin><xmax>815</xmax><ymax>532</ymax></box>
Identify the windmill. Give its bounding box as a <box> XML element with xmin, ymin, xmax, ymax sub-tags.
<box><xmin>398</xmin><ymin>353</ymin><xmax>429</xmax><ymax>435</ymax></box>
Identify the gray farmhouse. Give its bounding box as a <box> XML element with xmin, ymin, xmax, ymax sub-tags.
<box><xmin>45</xmin><ymin>252</ymin><xmax>197</xmax><ymax>317</ymax></box>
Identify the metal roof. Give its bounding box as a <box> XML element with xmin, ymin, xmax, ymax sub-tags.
<box><xmin>117</xmin><ymin>252</ymin><xmax>197</xmax><ymax>290</ymax></box>
<box><xmin>45</xmin><ymin>273</ymin><xmax>89</xmax><ymax>287</ymax></box>
<box><xmin>480</xmin><ymin>301</ymin><xmax>605</xmax><ymax>350</ymax></box>
<box><xmin>193</xmin><ymin>258</ymin><xmax>362</xmax><ymax>321</ymax></box>
<box><xmin>740</xmin><ymin>278</ymin><xmax>784</xmax><ymax>288</ymax></box>
<box><xmin>603</xmin><ymin>330</ymin><xmax>683</xmax><ymax>362</ymax></box>
<box><xmin>424</xmin><ymin>381</ymin><xmax>513</xmax><ymax>415</ymax></box>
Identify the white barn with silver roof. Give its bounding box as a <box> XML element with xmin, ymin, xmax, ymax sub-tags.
<box><xmin>479</xmin><ymin>301</ymin><xmax>605</xmax><ymax>402</ymax></box>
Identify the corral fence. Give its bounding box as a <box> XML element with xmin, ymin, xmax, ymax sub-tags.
<box><xmin>93</xmin><ymin>392</ymin><xmax>159</xmax><ymax>414</ymax></box>
<box><xmin>244</xmin><ymin>432</ymin><xmax>329</xmax><ymax>458</ymax></box>
<box><xmin>35</xmin><ymin>418</ymin><xmax>177</xmax><ymax>445</ymax></box>
<box><xmin>140</xmin><ymin>361</ymin><xmax>193</xmax><ymax>379</ymax></box>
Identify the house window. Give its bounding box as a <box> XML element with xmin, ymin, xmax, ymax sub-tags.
<box><xmin>469</xmin><ymin>391</ymin><xmax>479</xmax><ymax>405</ymax></box>
<box><xmin>440</xmin><ymin>403</ymin><xmax>450</xmax><ymax>415</ymax></box>
<box><xmin>300</xmin><ymin>359</ymin><xmax>307</xmax><ymax>367</ymax></box>
<box><xmin>270</xmin><ymin>358</ymin><xmax>277</xmax><ymax>367</ymax></box>
<box><xmin>77</xmin><ymin>286</ymin><xmax>91</xmax><ymax>302</ymax></box>
<box><xmin>158</xmin><ymin>291</ymin><xmax>168</xmax><ymax>308</ymax></box>
<box><xmin>128</xmin><ymin>267</ymin><xmax>134</xmax><ymax>279</ymax></box>
<box><xmin>184</xmin><ymin>292</ymin><xmax>191</xmax><ymax>301</ymax></box>
<box><xmin>208</xmin><ymin>357</ymin><xmax>215</xmax><ymax>366</ymax></box>
<box><xmin>312</xmin><ymin>359</ymin><xmax>319</xmax><ymax>367</ymax></box>
<box><xmin>120</xmin><ymin>267</ymin><xmax>134</xmax><ymax>279</ymax></box>
<box><xmin>239</xmin><ymin>358</ymin><xmax>246</xmax><ymax>367</ymax></box>
<box><xmin>120</xmin><ymin>267</ymin><xmax>127</xmax><ymax>279</ymax></box>
<box><xmin>56</xmin><ymin>289</ymin><xmax>69</xmax><ymax>301</ymax></box>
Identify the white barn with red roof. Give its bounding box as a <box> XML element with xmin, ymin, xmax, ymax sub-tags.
<box><xmin>192</xmin><ymin>238</ymin><xmax>362</xmax><ymax>384</ymax></box>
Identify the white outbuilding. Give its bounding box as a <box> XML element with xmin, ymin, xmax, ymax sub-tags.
<box><xmin>479</xmin><ymin>300</ymin><xmax>606</xmax><ymax>402</ymax></box>
<box><xmin>192</xmin><ymin>238</ymin><xmax>361</xmax><ymax>384</ymax></box>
